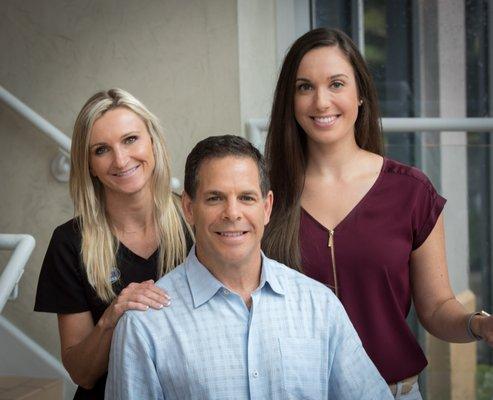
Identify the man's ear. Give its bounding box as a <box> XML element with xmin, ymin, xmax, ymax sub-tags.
<box><xmin>181</xmin><ymin>190</ymin><xmax>195</xmax><ymax>226</ymax></box>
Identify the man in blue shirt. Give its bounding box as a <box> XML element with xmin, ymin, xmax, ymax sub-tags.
<box><xmin>106</xmin><ymin>135</ymin><xmax>392</xmax><ymax>399</ymax></box>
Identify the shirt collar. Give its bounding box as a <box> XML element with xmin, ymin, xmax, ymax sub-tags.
<box><xmin>185</xmin><ymin>246</ymin><xmax>285</xmax><ymax>308</ymax></box>
<box><xmin>259</xmin><ymin>252</ymin><xmax>285</xmax><ymax>296</ymax></box>
<box><xmin>185</xmin><ymin>247</ymin><xmax>223</xmax><ymax>308</ymax></box>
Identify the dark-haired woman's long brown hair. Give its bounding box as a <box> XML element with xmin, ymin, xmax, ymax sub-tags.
<box><xmin>262</xmin><ymin>28</ymin><xmax>384</xmax><ymax>269</ymax></box>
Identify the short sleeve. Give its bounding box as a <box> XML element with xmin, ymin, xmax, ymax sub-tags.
<box><xmin>411</xmin><ymin>174</ymin><xmax>447</xmax><ymax>250</ymax></box>
<box><xmin>34</xmin><ymin>220</ymin><xmax>90</xmax><ymax>314</ymax></box>
<box><xmin>106</xmin><ymin>313</ymin><xmax>164</xmax><ymax>400</ymax></box>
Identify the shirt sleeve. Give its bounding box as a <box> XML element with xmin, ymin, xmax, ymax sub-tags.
<box><xmin>411</xmin><ymin>174</ymin><xmax>447</xmax><ymax>250</ymax></box>
<box><xmin>327</xmin><ymin>295</ymin><xmax>394</xmax><ymax>399</ymax></box>
<box><xmin>105</xmin><ymin>313</ymin><xmax>164</xmax><ymax>400</ymax></box>
<box><xmin>34</xmin><ymin>222</ymin><xmax>90</xmax><ymax>314</ymax></box>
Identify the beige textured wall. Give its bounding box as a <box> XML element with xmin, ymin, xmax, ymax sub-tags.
<box><xmin>0</xmin><ymin>0</ymin><xmax>242</xmax><ymax>359</ymax></box>
<box><xmin>237</xmin><ymin>0</ymin><xmax>277</xmax><ymax>135</ymax></box>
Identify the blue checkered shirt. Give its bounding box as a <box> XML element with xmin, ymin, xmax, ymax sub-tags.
<box><xmin>105</xmin><ymin>247</ymin><xmax>392</xmax><ymax>399</ymax></box>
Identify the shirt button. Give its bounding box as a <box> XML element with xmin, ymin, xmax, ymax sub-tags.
<box><xmin>222</xmin><ymin>289</ymin><xmax>230</xmax><ymax>295</ymax></box>
<box><xmin>252</xmin><ymin>370</ymin><xmax>259</xmax><ymax>378</ymax></box>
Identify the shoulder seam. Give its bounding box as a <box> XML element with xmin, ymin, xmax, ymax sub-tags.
<box><xmin>383</xmin><ymin>163</ymin><xmax>438</xmax><ymax>197</ymax></box>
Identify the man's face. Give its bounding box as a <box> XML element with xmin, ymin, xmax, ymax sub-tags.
<box><xmin>182</xmin><ymin>156</ymin><xmax>273</xmax><ymax>271</ymax></box>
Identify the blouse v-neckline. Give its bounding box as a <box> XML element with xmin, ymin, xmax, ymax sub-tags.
<box><xmin>301</xmin><ymin>157</ymin><xmax>387</xmax><ymax>232</ymax></box>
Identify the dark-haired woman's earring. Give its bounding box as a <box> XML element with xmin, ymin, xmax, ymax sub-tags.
<box><xmin>358</xmin><ymin>99</ymin><xmax>363</xmax><ymax>106</ymax></box>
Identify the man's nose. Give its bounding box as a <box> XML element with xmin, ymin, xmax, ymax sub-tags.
<box><xmin>222</xmin><ymin>199</ymin><xmax>241</xmax><ymax>221</ymax></box>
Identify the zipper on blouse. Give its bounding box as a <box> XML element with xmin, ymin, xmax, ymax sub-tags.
<box><xmin>328</xmin><ymin>229</ymin><xmax>339</xmax><ymax>298</ymax></box>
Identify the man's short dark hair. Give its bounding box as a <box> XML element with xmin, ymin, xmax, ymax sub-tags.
<box><xmin>184</xmin><ymin>135</ymin><xmax>270</xmax><ymax>199</ymax></box>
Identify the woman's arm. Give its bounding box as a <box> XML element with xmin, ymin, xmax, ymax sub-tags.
<box><xmin>58</xmin><ymin>280</ymin><xmax>169</xmax><ymax>389</ymax></box>
<box><xmin>411</xmin><ymin>213</ymin><xmax>493</xmax><ymax>344</ymax></box>
<box><xmin>58</xmin><ymin>311</ymin><xmax>110</xmax><ymax>389</ymax></box>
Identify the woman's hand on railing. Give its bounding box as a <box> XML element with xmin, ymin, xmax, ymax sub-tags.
<box><xmin>471</xmin><ymin>312</ymin><xmax>493</xmax><ymax>346</ymax></box>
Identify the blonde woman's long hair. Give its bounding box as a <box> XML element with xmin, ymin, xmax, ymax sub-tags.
<box><xmin>70</xmin><ymin>88</ymin><xmax>191</xmax><ymax>303</ymax></box>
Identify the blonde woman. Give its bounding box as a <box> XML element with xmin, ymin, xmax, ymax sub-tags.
<box><xmin>35</xmin><ymin>89</ymin><xmax>192</xmax><ymax>399</ymax></box>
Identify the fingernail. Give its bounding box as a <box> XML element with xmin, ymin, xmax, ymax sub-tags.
<box><xmin>145</xmin><ymin>305</ymin><xmax>149</xmax><ymax>310</ymax></box>
<box><xmin>157</xmin><ymin>304</ymin><xmax>164</xmax><ymax>309</ymax></box>
<box><xmin>165</xmin><ymin>300</ymin><xmax>171</xmax><ymax>306</ymax></box>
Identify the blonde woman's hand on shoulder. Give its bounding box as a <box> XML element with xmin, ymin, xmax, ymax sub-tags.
<box><xmin>98</xmin><ymin>279</ymin><xmax>170</xmax><ymax>331</ymax></box>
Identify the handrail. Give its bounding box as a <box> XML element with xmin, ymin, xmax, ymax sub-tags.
<box><xmin>246</xmin><ymin>117</ymin><xmax>493</xmax><ymax>151</ymax></box>
<box><xmin>247</xmin><ymin>117</ymin><xmax>493</xmax><ymax>135</ymax></box>
<box><xmin>246</xmin><ymin>118</ymin><xmax>493</xmax><ymax>152</ymax></box>
<box><xmin>0</xmin><ymin>85</ymin><xmax>71</xmax><ymax>182</ymax></box>
<box><xmin>0</xmin><ymin>234</ymin><xmax>36</xmax><ymax>314</ymax></box>
<box><xmin>383</xmin><ymin>118</ymin><xmax>493</xmax><ymax>132</ymax></box>
<box><xmin>0</xmin><ymin>85</ymin><xmax>70</xmax><ymax>153</ymax></box>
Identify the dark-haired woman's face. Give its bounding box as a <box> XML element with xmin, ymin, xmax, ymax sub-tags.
<box><xmin>294</xmin><ymin>46</ymin><xmax>360</xmax><ymax>149</ymax></box>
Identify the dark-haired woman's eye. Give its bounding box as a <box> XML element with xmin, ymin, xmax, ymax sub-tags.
<box><xmin>331</xmin><ymin>81</ymin><xmax>344</xmax><ymax>89</ymax></box>
<box><xmin>297</xmin><ymin>83</ymin><xmax>312</xmax><ymax>92</ymax></box>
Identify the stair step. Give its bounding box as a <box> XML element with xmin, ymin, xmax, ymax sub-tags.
<box><xmin>0</xmin><ymin>376</ymin><xmax>62</xmax><ymax>400</ymax></box>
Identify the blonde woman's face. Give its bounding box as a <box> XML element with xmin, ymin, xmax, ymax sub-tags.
<box><xmin>89</xmin><ymin>107</ymin><xmax>155</xmax><ymax>199</ymax></box>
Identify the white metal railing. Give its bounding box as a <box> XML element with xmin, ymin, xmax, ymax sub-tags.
<box><xmin>0</xmin><ymin>315</ymin><xmax>76</xmax><ymax>399</ymax></box>
<box><xmin>383</xmin><ymin>118</ymin><xmax>493</xmax><ymax>132</ymax></box>
<box><xmin>0</xmin><ymin>234</ymin><xmax>35</xmax><ymax>314</ymax></box>
<box><xmin>0</xmin><ymin>86</ymin><xmax>70</xmax><ymax>152</ymax></box>
<box><xmin>0</xmin><ymin>85</ymin><xmax>70</xmax><ymax>182</ymax></box>
<box><xmin>246</xmin><ymin>117</ymin><xmax>493</xmax><ymax>152</ymax></box>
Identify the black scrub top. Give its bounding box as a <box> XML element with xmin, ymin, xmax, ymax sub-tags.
<box><xmin>35</xmin><ymin>218</ymin><xmax>160</xmax><ymax>399</ymax></box>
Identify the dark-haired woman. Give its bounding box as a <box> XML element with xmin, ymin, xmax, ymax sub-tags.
<box><xmin>262</xmin><ymin>28</ymin><xmax>493</xmax><ymax>398</ymax></box>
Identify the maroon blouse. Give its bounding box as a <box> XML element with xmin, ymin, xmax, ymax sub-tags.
<box><xmin>299</xmin><ymin>158</ymin><xmax>446</xmax><ymax>384</ymax></box>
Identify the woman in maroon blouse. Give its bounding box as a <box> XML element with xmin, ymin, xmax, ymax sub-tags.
<box><xmin>262</xmin><ymin>28</ymin><xmax>493</xmax><ymax>398</ymax></box>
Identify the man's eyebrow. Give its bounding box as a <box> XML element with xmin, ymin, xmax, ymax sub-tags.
<box><xmin>240</xmin><ymin>190</ymin><xmax>259</xmax><ymax>196</ymax></box>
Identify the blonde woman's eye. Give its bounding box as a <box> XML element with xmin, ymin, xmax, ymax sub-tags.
<box><xmin>331</xmin><ymin>81</ymin><xmax>344</xmax><ymax>89</ymax></box>
<box><xmin>125</xmin><ymin>136</ymin><xmax>138</xmax><ymax>144</ymax></box>
<box><xmin>94</xmin><ymin>146</ymin><xmax>108</xmax><ymax>156</ymax></box>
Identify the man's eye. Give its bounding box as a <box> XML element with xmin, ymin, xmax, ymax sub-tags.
<box><xmin>240</xmin><ymin>195</ymin><xmax>255</xmax><ymax>202</ymax></box>
<box><xmin>206</xmin><ymin>196</ymin><xmax>221</xmax><ymax>202</ymax></box>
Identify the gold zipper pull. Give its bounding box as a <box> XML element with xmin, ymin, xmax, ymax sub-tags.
<box><xmin>327</xmin><ymin>228</ymin><xmax>339</xmax><ymax>298</ymax></box>
<box><xmin>328</xmin><ymin>229</ymin><xmax>334</xmax><ymax>248</ymax></box>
